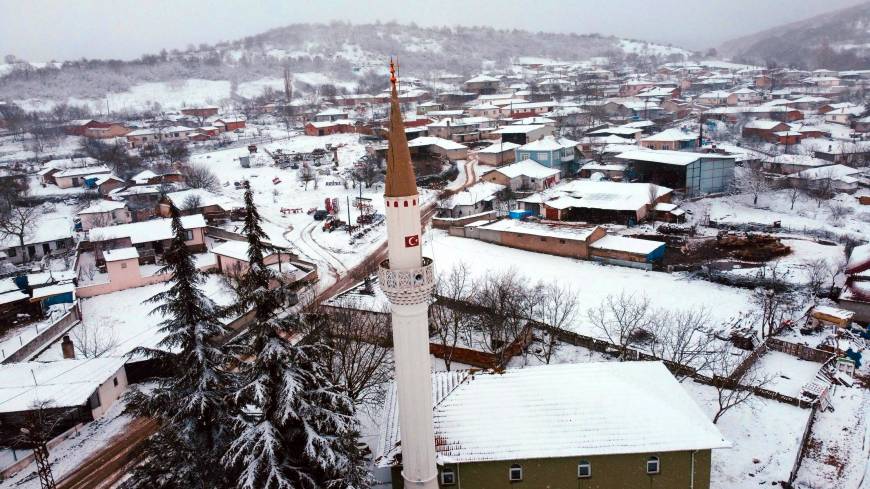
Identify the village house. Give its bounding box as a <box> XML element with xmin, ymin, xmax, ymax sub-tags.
<box><xmin>0</xmin><ymin>216</ymin><xmax>75</xmax><ymax>265</ymax></box>
<box><xmin>459</xmin><ymin>219</ymin><xmax>606</xmax><ymax>260</ymax></box>
<box><xmin>479</xmin><ymin>159</ymin><xmax>560</xmax><ymax>192</ymax></box>
<box><xmin>586</xmin><ymin>125</ymin><xmax>644</xmax><ymax>140</ymax></box>
<box><xmin>578</xmin><ymin>161</ymin><xmax>627</xmax><ymax>180</ymax></box>
<box><xmin>741</xmin><ymin>119</ymin><xmax>791</xmax><ymax>142</ymax></box>
<box><xmin>438</xmin><ymin>181</ymin><xmax>505</xmax><ymax>218</ymax></box>
<box><xmin>467</xmin><ymin>103</ymin><xmax>500</xmax><ymax>118</ymax></box>
<box><xmin>87</xmin><ymin>214</ymin><xmax>207</xmax><ymax>265</ymax></box>
<box><xmin>209</xmin><ymin>240</ymin><xmax>316</xmax><ymax>296</ymax></box>
<box><xmin>520</xmin><ymin>180</ymin><xmax>673</xmax><ymax>225</ymax></box>
<box><xmin>125</xmin><ymin>128</ymin><xmax>159</xmax><ymax>148</ymax></box>
<box><xmin>463</xmin><ymin>74</ymin><xmax>501</xmax><ymax>95</ymax></box>
<box><xmin>53</xmin><ymin>164</ymin><xmax>112</xmax><ymax>189</ymax></box>
<box><xmin>82</xmin><ymin>122</ymin><xmax>131</xmax><ymax>139</ymax></box>
<box><xmin>812</xmin><ymin>141</ymin><xmax>870</xmax><ymax>165</ymax></box>
<box><xmin>0</xmin><ymin>357</ymin><xmax>129</xmax><ymax>441</ymax></box>
<box><xmin>515</xmin><ymin>136</ymin><xmax>579</xmax><ymax>172</ymax></box>
<box><xmin>619</xmin><ymin>80</ymin><xmax>656</xmax><ymax>96</ymax></box>
<box><xmin>790</xmin><ymin>164</ymin><xmax>864</xmax><ymax>194</ymax></box>
<box><xmin>304</xmin><ymin>119</ymin><xmax>359</xmax><ymax>137</ymax></box>
<box><xmin>158</xmin><ymin>188</ymin><xmax>242</xmax><ymax>221</ymax></box>
<box><xmin>378</xmin><ymin>362</ymin><xmax>727</xmax><ymax>489</ymax></box>
<box><xmin>214</xmin><ymin>117</ymin><xmax>246</xmax><ymax>132</ymax></box>
<box><xmin>824</xmin><ymin>106</ymin><xmax>864</xmax><ymax>126</ymax></box>
<box><xmin>77</xmin><ymin>200</ymin><xmax>132</xmax><ymax>230</ymax></box>
<box><xmin>616</xmin><ymin>149</ymin><xmax>736</xmax><ymax>196</ymax></box>
<box><xmin>92</xmin><ymin>175</ymin><xmax>126</xmax><ymax>196</ymax></box>
<box><xmin>314</xmin><ymin>108</ymin><xmax>349</xmax><ymax>122</ymax></box>
<box><xmin>181</xmin><ymin>106</ymin><xmax>219</xmax><ymax>119</ymax></box>
<box><xmin>696</xmin><ymin>90</ymin><xmax>736</xmax><ymax>107</ymax></box>
<box><xmin>475</xmin><ymin>141</ymin><xmax>520</xmax><ymax>166</ymax></box>
<box><xmin>640</xmin><ymin>128</ymin><xmax>699</xmax><ymax>151</ymax></box>
<box><xmin>493</xmin><ymin>124</ymin><xmax>554</xmax><ymax>146</ymax></box>
<box><xmin>762</xmin><ymin>154</ymin><xmax>832</xmax><ymax>175</ymax></box>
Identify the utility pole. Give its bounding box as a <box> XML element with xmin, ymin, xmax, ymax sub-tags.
<box><xmin>29</xmin><ymin>430</ymin><xmax>56</xmax><ymax>489</ymax></box>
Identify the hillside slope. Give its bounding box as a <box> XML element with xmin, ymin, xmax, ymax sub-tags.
<box><xmin>719</xmin><ymin>2</ymin><xmax>870</xmax><ymax>69</ymax></box>
<box><xmin>0</xmin><ymin>22</ymin><xmax>691</xmax><ymax>113</ymax></box>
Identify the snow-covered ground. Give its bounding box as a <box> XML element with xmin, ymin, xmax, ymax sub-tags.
<box><xmin>426</xmin><ymin>229</ymin><xmax>756</xmax><ymax>336</ymax></box>
<box><xmin>683</xmin><ymin>380</ymin><xmax>811</xmax><ymax>488</ymax></box>
<box><xmin>35</xmin><ymin>274</ymin><xmax>236</xmax><ymax>361</ymax></box>
<box><xmin>795</xmin><ymin>385</ymin><xmax>869</xmax><ymax>488</ymax></box>
<box><xmin>754</xmin><ymin>350</ymin><xmax>824</xmax><ymax>397</ymax></box>
<box><xmin>683</xmin><ymin>189</ymin><xmax>870</xmax><ymax>241</ymax></box>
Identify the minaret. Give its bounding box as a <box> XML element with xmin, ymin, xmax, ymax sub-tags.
<box><xmin>378</xmin><ymin>60</ymin><xmax>438</xmax><ymax>488</ymax></box>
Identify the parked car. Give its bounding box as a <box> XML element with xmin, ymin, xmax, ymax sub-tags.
<box><xmin>313</xmin><ymin>209</ymin><xmax>329</xmax><ymax>221</ymax></box>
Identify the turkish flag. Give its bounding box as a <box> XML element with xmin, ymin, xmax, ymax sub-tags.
<box><xmin>404</xmin><ymin>235</ymin><xmax>419</xmax><ymax>247</ymax></box>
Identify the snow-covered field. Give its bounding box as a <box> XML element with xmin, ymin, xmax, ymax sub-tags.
<box><xmin>754</xmin><ymin>350</ymin><xmax>824</xmax><ymax>397</ymax></box>
<box><xmin>426</xmin><ymin>229</ymin><xmax>756</xmax><ymax>336</ymax></box>
<box><xmin>683</xmin><ymin>380</ymin><xmax>810</xmax><ymax>488</ymax></box>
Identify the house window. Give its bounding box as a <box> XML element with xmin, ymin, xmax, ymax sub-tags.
<box><xmin>7</xmin><ymin>247</ymin><xmax>16</xmax><ymax>257</ymax></box>
<box><xmin>120</xmin><ymin>262</ymin><xmax>127</xmax><ymax>269</ymax></box>
<box><xmin>559</xmin><ymin>239</ymin><xmax>566</xmax><ymax>244</ymax></box>
<box><xmin>540</xmin><ymin>237</ymin><xmax>546</xmax><ymax>242</ymax></box>
<box><xmin>113</xmin><ymin>377</ymin><xmax>119</xmax><ymax>387</ymax></box>
<box><xmin>646</xmin><ymin>456</ymin><xmax>660</xmax><ymax>475</ymax></box>
<box><xmin>42</xmin><ymin>243</ymin><xmax>51</xmax><ymax>254</ymax></box>
<box><xmin>441</xmin><ymin>467</ymin><xmax>456</xmax><ymax>485</ymax></box>
<box><xmin>56</xmin><ymin>240</ymin><xmax>66</xmax><ymax>248</ymax></box>
<box><xmin>184</xmin><ymin>230</ymin><xmax>194</xmax><ymax>241</ymax></box>
<box><xmin>577</xmin><ymin>460</ymin><xmax>591</xmax><ymax>478</ymax></box>
<box><xmin>509</xmin><ymin>464</ymin><xmax>523</xmax><ymax>481</ymax></box>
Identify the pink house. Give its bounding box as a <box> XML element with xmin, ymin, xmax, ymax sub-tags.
<box><xmin>76</xmin><ymin>246</ymin><xmax>216</xmax><ymax>297</ymax></box>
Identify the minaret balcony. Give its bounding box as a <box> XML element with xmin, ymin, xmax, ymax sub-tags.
<box><xmin>378</xmin><ymin>257</ymin><xmax>435</xmax><ymax>305</ymax></box>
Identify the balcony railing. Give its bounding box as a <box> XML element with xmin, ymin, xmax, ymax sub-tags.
<box><xmin>377</xmin><ymin>257</ymin><xmax>435</xmax><ymax>306</ymax></box>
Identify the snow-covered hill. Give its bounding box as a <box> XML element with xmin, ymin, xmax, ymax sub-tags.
<box><xmin>0</xmin><ymin>22</ymin><xmax>693</xmax><ymax>114</ymax></box>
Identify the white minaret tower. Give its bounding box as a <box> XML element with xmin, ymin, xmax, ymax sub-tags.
<box><xmin>377</xmin><ymin>60</ymin><xmax>438</xmax><ymax>489</ymax></box>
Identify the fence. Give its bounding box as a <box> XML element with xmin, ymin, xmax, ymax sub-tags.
<box><xmin>787</xmin><ymin>404</ymin><xmax>820</xmax><ymax>486</ymax></box>
<box><xmin>1</xmin><ymin>303</ymin><xmax>81</xmax><ymax>364</ymax></box>
<box><xmin>767</xmin><ymin>338</ymin><xmax>834</xmax><ymax>363</ymax></box>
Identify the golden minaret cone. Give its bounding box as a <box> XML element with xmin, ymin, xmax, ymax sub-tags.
<box><xmin>384</xmin><ymin>59</ymin><xmax>418</xmax><ymax>198</ymax></box>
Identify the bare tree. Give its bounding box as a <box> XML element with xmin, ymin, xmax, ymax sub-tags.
<box><xmin>805</xmin><ymin>167</ymin><xmax>836</xmax><ymax>208</ymax></box>
<box><xmin>786</xmin><ymin>178</ymin><xmax>804</xmax><ymax>210</ymax></box>
<box><xmin>648</xmin><ymin>306</ymin><xmax>717</xmax><ymax>379</ymax></box>
<box><xmin>802</xmin><ymin>257</ymin><xmax>829</xmax><ymax>302</ymax></box>
<box><xmin>709</xmin><ymin>349</ymin><xmax>774</xmax><ymax>424</ymax></box>
<box><xmin>471</xmin><ymin>269</ymin><xmax>533</xmax><ymax>367</ymax></box>
<box><xmin>181</xmin><ymin>193</ymin><xmax>203</xmax><ymax>212</ymax></box>
<box><xmin>307</xmin><ymin>301</ymin><xmax>392</xmax><ymax>407</ymax></box>
<box><xmin>587</xmin><ymin>292</ymin><xmax>652</xmax><ymax>360</ymax></box>
<box><xmin>298</xmin><ymin>163</ymin><xmax>316</xmax><ymax>190</ymax></box>
<box><xmin>735</xmin><ymin>166</ymin><xmax>770</xmax><ymax>206</ymax></box>
<box><xmin>180</xmin><ymin>162</ymin><xmax>220</xmax><ymax>192</ymax></box>
<box><xmin>0</xmin><ymin>205</ymin><xmax>38</xmax><ymax>262</ymax></box>
<box><xmin>431</xmin><ymin>263</ymin><xmax>475</xmax><ymax>371</ymax></box>
<box><xmin>16</xmin><ymin>399</ymin><xmax>76</xmax><ymax>489</ymax></box>
<box><xmin>352</xmin><ymin>155</ymin><xmax>383</xmax><ymax>189</ymax></box>
<box><xmin>532</xmin><ymin>281</ymin><xmax>579</xmax><ymax>364</ymax></box>
<box><xmin>751</xmin><ymin>261</ymin><xmax>799</xmax><ymax>338</ymax></box>
<box><xmin>71</xmin><ymin>322</ymin><xmax>119</xmax><ymax>358</ymax></box>
<box><xmin>647</xmin><ymin>183</ymin><xmax>659</xmax><ymax>216</ymax></box>
<box><xmin>827</xmin><ymin>201</ymin><xmax>853</xmax><ymax>225</ymax></box>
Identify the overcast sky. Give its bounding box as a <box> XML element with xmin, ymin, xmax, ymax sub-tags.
<box><xmin>2</xmin><ymin>0</ymin><xmax>867</xmax><ymax>62</ymax></box>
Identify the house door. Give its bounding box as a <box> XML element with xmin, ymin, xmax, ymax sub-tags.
<box><xmin>42</xmin><ymin>243</ymin><xmax>51</xmax><ymax>255</ymax></box>
<box><xmin>545</xmin><ymin>207</ymin><xmax>559</xmax><ymax>220</ymax></box>
<box><xmin>27</xmin><ymin>245</ymin><xmax>36</xmax><ymax>258</ymax></box>
<box><xmin>154</xmin><ymin>241</ymin><xmax>165</xmax><ymax>256</ymax></box>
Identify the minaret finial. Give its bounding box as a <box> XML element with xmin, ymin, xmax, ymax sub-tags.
<box><xmin>384</xmin><ymin>57</ymin><xmax>417</xmax><ymax>198</ymax></box>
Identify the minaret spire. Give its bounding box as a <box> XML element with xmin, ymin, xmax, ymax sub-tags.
<box><xmin>385</xmin><ymin>58</ymin><xmax>418</xmax><ymax>198</ymax></box>
<box><xmin>378</xmin><ymin>59</ymin><xmax>439</xmax><ymax>489</ymax></box>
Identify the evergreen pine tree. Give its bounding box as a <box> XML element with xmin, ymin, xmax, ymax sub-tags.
<box><xmin>223</xmin><ymin>189</ymin><xmax>371</xmax><ymax>489</ymax></box>
<box><xmin>125</xmin><ymin>204</ymin><xmax>232</xmax><ymax>489</ymax></box>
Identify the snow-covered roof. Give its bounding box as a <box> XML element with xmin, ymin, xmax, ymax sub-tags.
<box><xmin>54</xmin><ymin>165</ymin><xmax>112</xmax><ymax>178</ymax></box>
<box><xmin>478</xmin><ymin>219</ymin><xmax>600</xmax><ymax>241</ymax></box>
<box><xmin>89</xmin><ymin>214</ymin><xmax>206</xmax><ymax>244</ymax></box>
<box><xmin>164</xmin><ymin>188</ymin><xmax>241</xmax><ymax>212</ymax></box>
<box><xmin>131</xmin><ymin>169</ymin><xmax>157</xmax><ymax>182</ymax></box>
<box><xmin>104</xmin><ymin>247</ymin><xmax>139</xmax><ymax>262</ymax></box>
<box><xmin>441</xmin><ymin>181</ymin><xmax>505</xmax><ymax>209</ymax></box>
<box><xmin>536</xmin><ymin>180</ymin><xmax>670</xmax><ymax>212</ymax></box>
<box><xmin>407</xmin><ymin>136</ymin><xmax>467</xmax><ymax>151</ymax></box>
<box><xmin>590</xmin><ymin>235</ymin><xmax>665</xmax><ymax>255</ymax></box>
<box><xmin>125</xmin><ymin>128</ymin><xmax>157</xmax><ymax>137</ymax></box>
<box><xmin>615</xmin><ymin>149</ymin><xmax>734</xmax><ymax>166</ymax></box>
<box><xmin>78</xmin><ymin>200</ymin><xmax>127</xmax><ymax>215</ymax></box>
<box><xmin>476</xmin><ymin>141</ymin><xmax>520</xmax><ymax>154</ymax></box>
<box><xmin>0</xmin><ymin>216</ymin><xmax>74</xmax><ymax>249</ymax></box>
<box><xmin>494</xmin><ymin>124</ymin><xmax>546</xmax><ymax>135</ymax></box>
<box><xmin>517</xmin><ymin>136</ymin><xmax>577</xmax><ymax>152</ymax></box>
<box><xmin>378</xmin><ymin>362</ymin><xmax>728</xmax><ymax>466</ymax></box>
<box><xmin>764</xmin><ymin>154</ymin><xmax>830</xmax><ymax>168</ymax></box>
<box><xmin>487</xmin><ymin>159</ymin><xmax>560</xmax><ymax>180</ymax></box>
<box><xmin>743</xmin><ymin>119</ymin><xmax>786</xmax><ymax>130</ymax></box>
<box><xmin>796</xmin><ymin>164</ymin><xmax>861</xmax><ymax>182</ymax></box>
<box><xmin>465</xmin><ymin>74</ymin><xmax>500</xmax><ymax>84</ymax></box>
<box><xmin>587</xmin><ymin>126</ymin><xmax>643</xmax><ymax>136</ymax></box>
<box><xmin>846</xmin><ymin>243</ymin><xmax>870</xmax><ymax>275</ymax></box>
<box><xmin>0</xmin><ymin>357</ymin><xmax>127</xmax><ymax>414</ymax></box>
<box><xmin>641</xmin><ymin>127</ymin><xmax>698</xmax><ymax>142</ymax></box>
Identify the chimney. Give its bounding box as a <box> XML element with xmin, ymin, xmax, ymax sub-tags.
<box><xmin>61</xmin><ymin>335</ymin><xmax>75</xmax><ymax>359</ymax></box>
